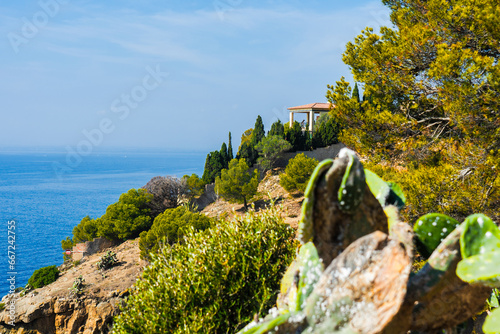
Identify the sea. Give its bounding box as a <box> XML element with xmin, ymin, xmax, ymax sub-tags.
<box><xmin>0</xmin><ymin>148</ymin><xmax>206</xmax><ymax>298</ymax></box>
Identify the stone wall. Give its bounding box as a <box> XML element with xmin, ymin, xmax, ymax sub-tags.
<box><xmin>275</xmin><ymin>143</ymin><xmax>346</xmax><ymax>167</ymax></box>
<box><xmin>195</xmin><ymin>183</ymin><xmax>218</xmax><ymax>211</ymax></box>
<box><xmin>72</xmin><ymin>238</ymin><xmax>117</xmax><ymax>261</ymax></box>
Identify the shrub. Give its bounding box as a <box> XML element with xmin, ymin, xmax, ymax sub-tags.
<box><xmin>255</xmin><ymin>135</ymin><xmax>292</xmax><ymax>171</ymax></box>
<box><xmin>182</xmin><ymin>174</ymin><xmax>205</xmax><ymax>201</ymax></box>
<box><xmin>215</xmin><ymin>158</ymin><xmax>260</xmax><ymax>210</ymax></box>
<box><xmin>96</xmin><ymin>251</ymin><xmax>118</xmax><ymax>271</ymax></box>
<box><xmin>139</xmin><ymin>206</ymin><xmax>213</xmax><ymax>260</ymax></box>
<box><xmin>364</xmin><ymin>162</ymin><xmax>500</xmax><ymax>224</ymax></box>
<box><xmin>113</xmin><ymin>205</ymin><xmax>297</xmax><ymax>334</ymax></box>
<box><xmin>73</xmin><ymin>216</ymin><xmax>99</xmax><ymax>243</ymax></box>
<box><xmin>28</xmin><ymin>265</ymin><xmax>59</xmax><ymax>289</ymax></box>
<box><xmin>98</xmin><ymin>188</ymin><xmax>153</xmax><ymax>241</ymax></box>
<box><xmin>69</xmin><ymin>275</ymin><xmax>85</xmax><ymax>297</ymax></box>
<box><xmin>280</xmin><ymin>153</ymin><xmax>319</xmax><ymax>194</ymax></box>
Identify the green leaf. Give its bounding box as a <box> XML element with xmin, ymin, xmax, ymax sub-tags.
<box><xmin>483</xmin><ymin>307</ymin><xmax>500</xmax><ymax>334</ymax></box>
<box><xmin>460</xmin><ymin>214</ymin><xmax>500</xmax><ymax>259</ymax></box>
<box><xmin>456</xmin><ymin>251</ymin><xmax>500</xmax><ymax>287</ymax></box>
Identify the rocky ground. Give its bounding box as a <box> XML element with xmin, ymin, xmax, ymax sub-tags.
<box><xmin>201</xmin><ymin>170</ymin><xmax>303</xmax><ymax>230</ymax></box>
<box><xmin>0</xmin><ymin>239</ymin><xmax>147</xmax><ymax>334</ymax></box>
<box><xmin>0</xmin><ymin>173</ymin><xmax>303</xmax><ymax>334</ymax></box>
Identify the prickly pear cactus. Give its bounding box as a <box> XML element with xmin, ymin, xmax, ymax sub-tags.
<box><xmin>278</xmin><ymin>242</ymin><xmax>323</xmax><ymax>312</ymax></box>
<box><xmin>457</xmin><ymin>251</ymin><xmax>500</xmax><ymax>287</ymax></box>
<box><xmin>299</xmin><ymin>159</ymin><xmax>333</xmax><ymax>244</ymax></box>
<box><xmin>364</xmin><ymin>170</ymin><xmax>405</xmax><ymax>210</ymax></box>
<box><xmin>460</xmin><ymin>214</ymin><xmax>500</xmax><ymax>258</ymax></box>
<box><xmin>337</xmin><ymin>150</ymin><xmax>365</xmax><ymax>213</ymax></box>
<box><xmin>455</xmin><ymin>214</ymin><xmax>500</xmax><ymax>287</ymax></box>
<box><xmin>239</xmin><ymin>149</ymin><xmax>500</xmax><ymax>334</ymax></box>
<box><xmin>413</xmin><ymin>213</ymin><xmax>460</xmax><ymax>257</ymax></box>
<box><xmin>484</xmin><ymin>308</ymin><xmax>500</xmax><ymax>334</ymax></box>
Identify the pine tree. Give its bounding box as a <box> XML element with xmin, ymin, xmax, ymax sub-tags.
<box><xmin>215</xmin><ymin>159</ymin><xmax>259</xmax><ymax>210</ymax></box>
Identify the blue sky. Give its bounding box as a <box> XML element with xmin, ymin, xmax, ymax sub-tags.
<box><xmin>0</xmin><ymin>0</ymin><xmax>391</xmax><ymax>152</ymax></box>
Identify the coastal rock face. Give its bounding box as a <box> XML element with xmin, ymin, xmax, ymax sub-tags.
<box><xmin>0</xmin><ymin>239</ymin><xmax>146</xmax><ymax>334</ymax></box>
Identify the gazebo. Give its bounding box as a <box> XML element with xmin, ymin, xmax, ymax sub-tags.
<box><xmin>287</xmin><ymin>102</ymin><xmax>332</xmax><ymax>135</ymax></box>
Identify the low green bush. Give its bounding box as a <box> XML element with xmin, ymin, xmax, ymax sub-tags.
<box><xmin>139</xmin><ymin>206</ymin><xmax>213</xmax><ymax>260</ymax></box>
<box><xmin>280</xmin><ymin>153</ymin><xmax>318</xmax><ymax>194</ymax></box>
<box><xmin>28</xmin><ymin>265</ymin><xmax>59</xmax><ymax>289</ymax></box>
<box><xmin>113</xmin><ymin>205</ymin><xmax>297</xmax><ymax>334</ymax></box>
<box><xmin>96</xmin><ymin>251</ymin><xmax>118</xmax><ymax>271</ymax></box>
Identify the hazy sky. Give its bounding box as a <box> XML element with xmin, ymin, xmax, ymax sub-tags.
<box><xmin>1</xmin><ymin>0</ymin><xmax>391</xmax><ymax>152</ymax></box>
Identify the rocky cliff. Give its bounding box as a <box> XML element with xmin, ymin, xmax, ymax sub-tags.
<box><xmin>0</xmin><ymin>239</ymin><xmax>146</xmax><ymax>334</ymax></box>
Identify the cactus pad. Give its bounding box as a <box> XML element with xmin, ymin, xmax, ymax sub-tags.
<box><xmin>456</xmin><ymin>251</ymin><xmax>500</xmax><ymax>287</ymax></box>
<box><xmin>298</xmin><ymin>159</ymin><xmax>334</xmax><ymax>244</ymax></box>
<box><xmin>337</xmin><ymin>149</ymin><xmax>365</xmax><ymax>213</ymax></box>
<box><xmin>460</xmin><ymin>214</ymin><xmax>500</xmax><ymax>259</ymax></box>
<box><xmin>279</xmin><ymin>242</ymin><xmax>324</xmax><ymax>312</ymax></box>
<box><xmin>413</xmin><ymin>213</ymin><xmax>460</xmax><ymax>257</ymax></box>
<box><xmin>364</xmin><ymin>170</ymin><xmax>406</xmax><ymax>209</ymax></box>
<box><xmin>483</xmin><ymin>307</ymin><xmax>500</xmax><ymax>334</ymax></box>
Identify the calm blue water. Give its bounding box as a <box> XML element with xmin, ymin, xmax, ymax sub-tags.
<box><xmin>0</xmin><ymin>148</ymin><xmax>206</xmax><ymax>297</ymax></box>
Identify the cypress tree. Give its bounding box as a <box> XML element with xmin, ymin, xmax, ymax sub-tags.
<box><xmin>220</xmin><ymin>142</ymin><xmax>229</xmax><ymax>169</ymax></box>
<box><xmin>228</xmin><ymin>132</ymin><xmax>234</xmax><ymax>161</ymax></box>
<box><xmin>269</xmin><ymin>120</ymin><xmax>285</xmax><ymax>138</ymax></box>
<box><xmin>352</xmin><ymin>82</ymin><xmax>361</xmax><ymax>103</ymax></box>
<box><xmin>251</xmin><ymin>115</ymin><xmax>265</xmax><ymax>146</ymax></box>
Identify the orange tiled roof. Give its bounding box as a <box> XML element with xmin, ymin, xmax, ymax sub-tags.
<box><xmin>287</xmin><ymin>102</ymin><xmax>332</xmax><ymax>111</ymax></box>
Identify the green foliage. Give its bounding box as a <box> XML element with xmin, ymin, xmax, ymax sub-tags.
<box><xmin>312</xmin><ymin>116</ymin><xmax>340</xmax><ymax>149</ymax></box>
<box><xmin>182</xmin><ymin>174</ymin><xmax>204</xmax><ymax>201</ymax></box>
<box><xmin>352</xmin><ymin>82</ymin><xmax>360</xmax><ymax>104</ymax></box>
<box><xmin>255</xmin><ymin>135</ymin><xmax>292</xmax><ymax>171</ymax></box>
<box><xmin>113</xmin><ymin>205</ymin><xmax>296</xmax><ymax>334</ymax></box>
<box><xmin>215</xmin><ymin>158</ymin><xmax>259</xmax><ymax>209</ymax></box>
<box><xmin>280</xmin><ymin>153</ymin><xmax>318</xmax><ymax>194</ymax></box>
<box><xmin>364</xmin><ymin>162</ymin><xmax>500</xmax><ymax>224</ymax></box>
<box><xmin>251</xmin><ymin>115</ymin><xmax>265</xmax><ymax>146</ymax></box>
<box><xmin>61</xmin><ymin>236</ymin><xmax>74</xmax><ymax>251</ymax></box>
<box><xmin>202</xmin><ymin>151</ymin><xmax>225</xmax><ymax>184</ymax></box>
<box><xmin>228</xmin><ymin>132</ymin><xmax>234</xmax><ymax>161</ymax></box>
<box><xmin>73</xmin><ymin>216</ymin><xmax>99</xmax><ymax>243</ymax></box>
<box><xmin>220</xmin><ymin>142</ymin><xmax>229</xmax><ymax>169</ymax></box>
<box><xmin>327</xmin><ymin>0</ymin><xmax>500</xmax><ymax>221</ymax></box>
<box><xmin>97</xmin><ymin>188</ymin><xmax>152</xmax><ymax>241</ymax></box>
<box><xmin>96</xmin><ymin>251</ymin><xmax>118</xmax><ymax>271</ymax></box>
<box><xmin>139</xmin><ymin>206</ymin><xmax>213</xmax><ymax>260</ymax></box>
<box><xmin>284</xmin><ymin>121</ymin><xmax>310</xmax><ymax>152</ymax></box>
<box><xmin>28</xmin><ymin>265</ymin><xmax>59</xmax><ymax>289</ymax></box>
<box><xmin>269</xmin><ymin>120</ymin><xmax>285</xmax><ymax>138</ymax></box>
<box><xmin>69</xmin><ymin>275</ymin><xmax>85</xmax><ymax>297</ymax></box>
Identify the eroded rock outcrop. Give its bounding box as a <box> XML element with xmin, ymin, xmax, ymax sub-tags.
<box><xmin>0</xmin><ymin>239</ymin><xmax>146</xmax><ymax>334</ymax></box>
